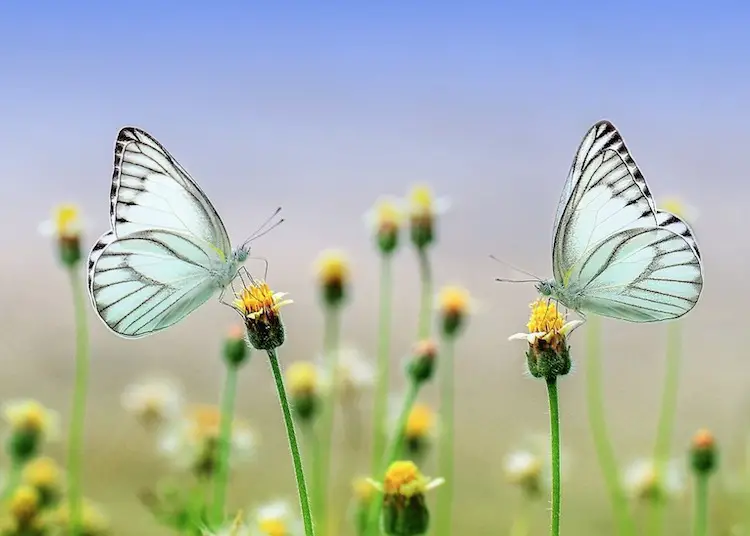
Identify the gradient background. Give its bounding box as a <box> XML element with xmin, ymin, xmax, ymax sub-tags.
<box><xmin>1</xmin><ymin>2</ymin><xmax>749</xmax><ymax>534</ymax></box>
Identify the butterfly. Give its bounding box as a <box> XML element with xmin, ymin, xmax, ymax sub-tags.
<box><xmin>87</xmin><ymin>127</ymin><xmax>280</xmax><ymax>338</ymax></box>
<box><xmin>531</xmin><ymin>120</ymin><xmax>704</xmax><ymax>322</ymax></box>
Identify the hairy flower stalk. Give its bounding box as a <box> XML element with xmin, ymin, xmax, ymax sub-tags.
<box><xmin>234</xmin><ymin>279</ymin><xmax>315</xmax><ymax>536</ymax></box>
<box><xmin>510</xmin><ymin>299</ymin><xmax>580</xmax><ymax>536</ymax></box>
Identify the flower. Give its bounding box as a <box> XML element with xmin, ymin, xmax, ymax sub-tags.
<box><xmin>623</xmin><ymin>458</ymin><xmax>685</xmax><ymax>503</ymax></box>
<box><xmin>403</xmin><ymin>403</ymin><xmax>438</xmax><ymax>458</ymax></box>
<box><xmin>690</xmin><ymin>428</ymin><xmax>718</xmax><ymax>475</ymax></box>
<box><xmin>508</xmin><ymin>299</ymin><xmax>581</xmax><ymax>380</ymax></box>
<box><xmin>319</xmin><ymin>347</ymin><xmax>376</xmax><ymax>402</ymax></box>
<box><xmin>22</xmin><ymin>456</ymin><xmax>63</xmax><ymax>506</ymax></box>
<box><xmin>48</xmin><ymin>498</ymin><xmax>110</xmax><ymax>536</ymax></box>
<box><xmin>406</xmin><ymin>184</ymin><xmax>449</xmax><ymax>250</ymax></box>
<box><xmin>9</xmin><ymin>485</ymin><xmax>40</xmax><ymax>526</ymax></box>
<box><xmin>504</xmin><ymin>433</ymin><xmax>566</xmax><ymax>499</ymax></box>
<box><xmin>661</xmin><ymin>197</ymin><xmax>698</xmax><ymax>224</ymax></box>
<box><xmin>224</xmin><ymin>323</ymin><xmax>250</xmax><ymax>367</ymax></box>
<box><xmin>249</xmin><ymin>501</ymin><xmax>303</xmax><ymax>536</ymax></box>
<box><xmin>437</xmin><ymin>285</ymin><xmax>472</xmax><ymax>337</ymax></box>
<box><xmin>370</xmin><ymin>461</ymin><xmax>444</xmax><ymax>536</ymax></box>
<box><xmin>406</xmin><ymin>339</ymin><xmax>438</xmax><ymax>384</ymax></box>
<box><xmin>314</xmin><ymin>249</ymin><xmax>351</xmax><ymax>307</ymax></box>
<box><xmin>2</xmin><ymin>400</ymin><xmax>60</xmax><ymax>462</ymax></box>
<box><xmin>364</xmin><ymin>197</ymin><xmax>404</xmax><ymax>254</ymax></box>
<box><xmin>234</xmin><ymin>279</ymin><xmax>292</xmax><ymax>351</ymax></box>
<box><xmin>158</xmin><ymin>404</ymin><xmax>256</xmax><ymax>477</ymax></box>
<box><xmin>121</xmin><ymin>377</ymin><xmax>184</xmax><ymax>430</ymax></box>
<box><xmin>38</xmin><ymin>204</ymin><xmax>84</xmax><ymax>267</ymax></box>
<box><xmin>285</xmin><ymin>361</ymin><xmax>321</xmax><ymax>423</ymax></box>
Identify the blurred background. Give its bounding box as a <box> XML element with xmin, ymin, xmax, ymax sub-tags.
<box><xmin>1</xmin><ymin>1</ymin><xmax>749</xmax><ymax>534</ymax></box>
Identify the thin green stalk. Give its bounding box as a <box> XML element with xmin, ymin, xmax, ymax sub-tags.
<box><xmin>370</xmin><ymin>255</ymin><xmax>394</xmax><ymax>478</ymax></box>
<box><xmin>547</xmin><ymin>379</ymin><xmax>562</xmax><ymax>536</ymax></box>
<box><xmin>365</xmin><ymin>378</ymin><xmax>422</xmax><ymax>536</ymax></box>
<box><xmin>509</xmin><ymin>497</ymin><xmax>530</xmax><ymax>536</ymax></box>
<box><xmin>693</xmin><ymin>473</ymin><xmax>709</xmax><ymax>536</ymax></box>
<box><xmin>313</xmin><ymin>306</ymin><xmax>341</xmax><ymax>534</ymax></box>
<box><xmin>435</xmin><ymin>336</ymin><xmax>456</xmax><ymax>536</ymax></box>
<box><xmin>67</xmin><ymin>267</ymin><xmax>90</xmax><ymax>536</ymax></box>
<box><xmin>1</xmin><ymin>464</ymin><xmax>22</xmax><ymax>501</ymax></box>
<box><xmin>416</xmin><ymin>248</ymin><xmax>433</xmax><ymax>340</ymax></box>
<box><xmin>585</xmin><ymin>317</ymin><xmax>634</xmax><ymax>536</ymax></box>
<box><xmin>647</xmin><ymin>321</ymin><xmax>682</xmax><ymax>536</ymax></box>
<box><xmin>211</xmin><ymin>362</ymin><xmax>239</xmax><ymax>523</ymax></box>
<box><xmin>267</xmin><ymin>349</ymin><xmax>316</xmax><ymax>536</ymax></box>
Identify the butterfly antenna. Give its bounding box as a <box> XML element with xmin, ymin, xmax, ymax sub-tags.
<box><xmin>241</xmin><ymin>207</ymin><xmax>284</xmax><ymax>249</ymax></box>
<box><xmin>489</xmin><ymin>254</ymin><xmax>542</xmax><ymax>282</ymax></box>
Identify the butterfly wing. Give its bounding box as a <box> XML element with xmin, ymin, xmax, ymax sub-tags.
<box><xmin>111</xmin><ymin>127</ymin><xmax>233</xmax><ymax>259</ymax></box>
<box><xmin>571</xmin><ymin>227</ymin><xmax>703</xmax><ymax>322</ymax></box>
<box><xmin>87</xmin><ymin>229</ymin><xmax>225</xmax><ymax>338</ymax></box>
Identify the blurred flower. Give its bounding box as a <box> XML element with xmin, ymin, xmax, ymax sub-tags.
<box><xmin>690</xmin><ymin>428</ymin><xmax>718</xmax><ymax>476</ymax></box>
<box><xmin>623</xmin><ymin>458</ymin><xmax>685</xmax><ymax>503</ymax></box>
<box><xmin>224</xmin><ymin>323</ymin><xmax>250</xmax><ymax>367</ymax></box>
<box><xmin>8</xmin><ymin>485</ymin><xmax>40</xmax><ymax>526</ymax></box>
<box><xmin>504</xmin><ymin>433</ymin><xmax>568</xmax><ymax>499</ymax></box>
<box><xmin>121</xmin><ymin>377</ymin><xmax>184</xmax><ymax>430</ymax></box>
<box><xmin>661</xmin><ymin>197</ymin><xmax>698</xmax><ymax>224</ymax></box>
<box><xmin>22</xmin><ymin>457</ymin><xmax>63</xmax><ymax>507</ymax></box>
<box><xmin>407</xmin><ymin>184</ymin><xmax>449</xmax><ymax>250</ymax></box>
<box><xmin>319</xmin><ymin>346</ymin><xmax>376</xmax><ymax>402</ymax></box>
<box><xmin>314</xmin><ymin>249</ymin><xmax>350</xmax><ymax>308</ymax></box>
<box><xmin>364</xmin><ymin>196</ymin><xmax>404</xmax><ymax>255</ymax></box>
<box><xmin>48</xmin><ymin>497</ymin><xmax>110</xmax><ymax>536</ymax></box>
<box><xmin>436</xmin><ymin>285</ymin><xmax>472</xmax><ymax>338</ymax></box>
<box><xmin>249</xmin><ymin>501</ymin><xmax>302</xmax><ymax>536</ymax></box>
<box><xmin>285</xmin><ymin>361</ymin><xmax>322</xmax><ymax>424</ymax></box>
<box><xmin>159</xmin><ymin>404</ymin><xmax>256</xmax><ymax>477</ymax></box>
<box><xmin>2</xmin><ymin>400</ymin><xmax>60</xmax><ymax>463</ymax></box>
<box><xmin>205</xmin><ymin>511</ymin><xmax>250</xmax><ymax>536</ymax></box>
<box><xmin>38</xmin><ymin>204</ymin><xmax>84</xmax><ymax>267</ymax></box>
<box><xmin>233</xmin><ymin>279</ymin><xmax>292</xmax><ymax>351</ymax></box>
<box><xmin>351</xmin><ymin>476</ymin><xmax>378</xmax><ymax>536</ymax></box>
<box><xmin>403</xmin><ymin>403</ymin><xmax>438</xmax><ymax>459</ymax></box>
<box><xmin>406</xmin><ymin>339</ymin><xmax>438</xmax><ymax>385</ymax></box>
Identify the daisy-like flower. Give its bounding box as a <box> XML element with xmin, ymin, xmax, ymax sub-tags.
<box><xmin>121</xmin><ymin>377</ymin><xmax>184</xmax><ymax>430</ymax></box>
<box><xmin>22</xmin><ymin>456</ymin><xmax>64</xmax><ymax>507</ymax></box>
<box><xmin>504</xmin><ymin>433</ymin><xmax>570</xmax><ymax>500</ymax></box>
<box><xmin>314</xmin><ymin>249</ymin><xmax>350</xmax><ymax>308</ymax></box>
<box><xmin>406</xmin><ymin>184</ymin><xmax>450</xmax><ymax>250</ymax></box>
<box><xmin>233</xmin><ymin>279</ymin><xmax>293</xmax><ymax>351</ymax></box>
<box><xmin>369</xmin><ymin>460</ymin><xmax>445</xmax><ymax>536</ymax></box>
<box><xmin>38</xmin><ymin>204</ymin><xmax>84</xmax><ymax>267</ymax></box>
<box><xmin>364</xmin><ymin>196</ymin><xmax>405</xmax><ymax>255</ymax></box>
<box><xmin>508</xmin><ymin>299</ymin><xmax>582</xmax><ymax>381</ymax></box>
<box><xmin>623</xmin><ymin>458</ymin><xmax>685</xmax><ymax>503</ymax></box>
<box><xmin>158</xmin><ymin>404</ymin><xmax>256</xmax><ymax>477</ymax></box>
<box><xmin>319</xmin><ymin>346</ymin><xmax>376</xmax><ymax>403</ymax></box>
<box><xmin>285</xmin><ymin>361</ymin><xmax>322</xmax><ymax>423</ymax></box>
<box><xmin>249</xmin><ymin>501</ymin><xmax>303</xmax><ymax>536</ymax></box>
<box><xmin>2</xmin><ymin>400</ymin><xmax>60</xmax><ymax>463</ymax></box>
<box><xmin>661</xmin><ymin>196</ymin><xmax>699</xmax><ymax>224</ymax></box>
<box><xmin>436</xmin><ymin>285</ymin><xmax>473</xmax><ymax>338</ymax></box>
<box><xmin>403</xmin><ymin>403</ymin><xmax>438</xmax><ymax>459</ymax></box>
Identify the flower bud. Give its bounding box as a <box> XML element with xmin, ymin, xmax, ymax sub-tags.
<box><xmin>407</xmin><ymin>340</ymin><xmax>438</xmax><ymax>384</ymax></box>
<box><xmin>690</xmin><ymin>429</ymin><xmax>718</xmax><ymax>476</ymax></box>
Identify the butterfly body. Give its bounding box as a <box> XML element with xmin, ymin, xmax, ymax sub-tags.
<box><xmin>536</xmin><ymin>120</ymin><xmax>703</xmax><ymax>323</ymax></box>
<box><xmin>87</xmin><ymin>127</ymin><xmax>255</xmax><ymax>339</ymax></box>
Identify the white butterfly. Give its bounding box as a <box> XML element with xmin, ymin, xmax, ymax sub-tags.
<box><xmin>87</xmin><ymin>127</ymin><xmax>278</xmax><ymax>338</ymax></box>
<box><xmin>534</xmin><ymin>120</ymin><xmax>704</xmax><ymax>322</ymax></box>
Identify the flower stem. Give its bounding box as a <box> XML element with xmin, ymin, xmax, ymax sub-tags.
<box><xmin>370</xmin><ymin>255</ymin><xmax>394</xmax><ymax>478</ymax></box>
<box><xmin>211</xmin><ymin>361</ymin><xmax>239</xmax><ymax>524</ymax></box>
<box><xmin>1</xmin><ymin>463</ymin><xmax>22</xmax><ymax>501</ymax></box>
<box><xmin>365</xmin><ymin>378</ymin><xmax>422</xmax><ymax>536</ymax></box>
<box><xmin>509</xmin><ymin>496</ymin><xmax>530</xmax><ymax>536</ymax></box>
<box><xmin>313</xmin><ymin>306</ymin><xmax>341</xmax><ymax>534</ymax></box>
<box><xmin>435</xmin><ymin>336</ymin><xmax>456</xmax><ymax>536</ymax></box>
<box><xmin>585</xmin><ymin>317</ymin><xmax>634</xmax><ymax>536</ymax></box>
<box><xmin>647</xmin><ymin>321</ymin><xmax>682</xmax><ymax>536</ymax></box>
<box><xmin>416</xmin><ymin>248</ymin><xmax>433</xmax><ymax>340</ymax></box>
<box><xmin>267</xmin><ymin>349</ymin><xmax>316</xmax><ymax>536</ymax></box>
<box><xmin>546</xmin><ymin>378</ymin><xmax>562</xmax><ymax>536</ymax></box>
<box><xmin>692</xmin><ymin>472</ymin><xmax>709</xmax><ymax>536</ymax></box>
<box><xmin>67</xmin><ymin>267</ymin><xmax>90</xmax><ymax>536</ymax></box>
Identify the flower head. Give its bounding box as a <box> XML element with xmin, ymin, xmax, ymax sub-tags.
<box><xmin>9</xmin><ymin>485</ymin><xmax>40</xmax><ymax>526</ymax></box>
<box><xmin>224</xmin><ymin>323</ymin><xmax>251</xmax><ymax>367</ymax></box>
<box><xmin>249</xmin><ymin>501</ymin><xmax>302</xmax><ymax>536</ymax></box>
<box><xmin>39</xmin><ymin>204</ymin><xmax>84</xmax><ymax>267</ymax></box>
<box><xmin>403</xmin><ymin>403</ymin><xmax>437</xmax><ymax>459</ymax></box>
<box><xmin>437</xmin><ymin>285</ymin><xmax>472</xmax><ymax>337</ymax></box>
<box><xmin>504</xmin><ymin>433</ymin><xmax>567</xmax><ymax>499</ymax></box>
<box><xmin>22</xmin><ymin>456</ymin><xmax>63</xmax><ymax>507</ymax></box>
<box><xmin>406</xmin><ymin>184</ymin><xmax>449</xmax><ymax>250</ymax></box>
<box><xmin>623</xmin><ymin>458</ymin><xmax>685</xmax><ymax>503</ymax></box>
<box><xmin>285</xmin><ymin>361</ymin><xmax>321</xmax><ymax>423</ymax></box>
<box><xmin>690</xmin><ymin>428</ymin><xmax>718</xmax><ymax>475</ymax></box>
<box><xmin>406</xmin><ymin>339</ymin><xmax>438</xmax><ymax>384</ymax></box>
<box><xmin>509</xmin><ymin>299</ymin><xmax>581</xmax><ymax>380</ymax></box>
<box><xmin>48</xmin><ymin>498</ymin><xmax>110</xmax><ymax>536</ymax></box>
<box><xmin>3</xmin><ymin>400</ymin><xmax>60</xmax><ymax>462</ymax></box>
<box><xmin>234</xmin><ymin>279</ymin><xmax>292</xmax><ymax>351</ymax></box>
<box><xmin>121</xmin><ymin>377</ymin><xmax>184</xmax><ymax>430</ymax></box>
<box><xmin>365</xmin><ymin>197</ymin><xmax>404</xmax><ymax>254</ymax></box>
<box><xmin>319</xmin><ymin>347</ymin><xmax>376</xmax><ymax>402</ymax></box>
<box><xmin>314</xmin><ymin>250</ymin><xmax>350</xmax><ymax>307</ymax></box>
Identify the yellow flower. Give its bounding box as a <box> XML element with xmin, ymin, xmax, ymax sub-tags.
<box><xmin>509</xmin><ymin>299</ymin><xmax>582</xmax><ymax>351</ymax></box>
<box><xmin>38</xmin><ymin>204</ymin><xmax>83</xmax><ymax>240</ymax></box>
<box><xmin>286</xmin><ymin>362</ymin><xmax>319</xmax><ymax>396</ymax></box>
<box><xmin>406</xmin><ymin>184</ymin><xmax>449</xmax><ymax>250</ymax></box>
<box><xmin>9</xmin><ymin>485</ymin><xmax>39</xmax><ymax>524</ymax></box>
<box><xmin>49</xmin><ymin>498</ymin><xmax>110</xmax><ymax>536</ymax></box>
<box><xmin>314</xmin><ymin>249</ymin><xmax>350</xmax><ymax>307</ymax></box>
<box><xmin>234</xmin><ymin>279</ymin><xmax>292</xmax><ymax>350</ymax></box>
<box><xmin>365</xmin><ymin>197</ymin><xmax>404</xmax><ymax>254</ymax></box>
<box><xmin>251</xmin><ymin>501</ymin><xmax>302</xmax><ymax>536</ymax></box>
<box><xmin>404</xmin><ymin>404</ymin><xmax>435</xmax><ymax>441</ymax></box>
<box><xmin>437</xmin><ymin>285</ymin><xmax>472</xmax><ymax>337</ymax></box>
<box><xmin>382</xmin><ymin>461</ymin><xmax>443</xmax><ymax>499</ymax></box>
<box><xmin>22</xmin><ymin>456</ymin><xmax>63</xmax><ymax>491</ymax></box>
<box><xmin>3</xmin><ymin>399</ymin><xmax>59</xmax><ymax>438</ymax></box>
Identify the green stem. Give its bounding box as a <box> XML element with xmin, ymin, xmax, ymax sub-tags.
<box><xmin>585</xmin><ymin>317</ymin><xmax>634</xmax><ymax>536</ymax></box>
<box><xmin>509</xmin><ymin>496</ymin><xmax>530</xmax><ymax>536</ymax></box>
<box><xmin>211</xmin><ymin>362</ymin><xmax>239</xmax><ymax>523</ymax></box>
<box><xmin>435</xmin><ymin>336</ymin><xmax>456</xmax><ymax>536</ymax></box>
<box><xmin>647</xmin><ymin>321</ymin><xmax>682</xmax><ymax>536</ymax></box>
<box><xmin>314</xmin><ymin>306</ymin><xmax>341</xmax><ymax>534</ymax></box>
<box><xmin>365</xmin><ymin>378</ymin><xmax>422</xmax><ymax>536</ymax></box>
<box><xmin>416</xmin><ymin>248</ymin><xmax>433</xmax><ymax>340</ymax></box>
<box><xmin>67</xmin><ymin>267</ymin><xmax>90</xmax><ymax>536</ymax></box>
<box><xmin>1</xmin><ymin>463</ymin><xmax>22</xmax><ymax>501</ymax></box>
<box><xmin>693</xmin><ymin>473</ymin><xmax>709</xmax><ymax>536</ymax></box>
<box><xmin>267</xmin><ymin>349</ymin><xmax>316</xmax><ymax>536</ymax></box>
<box><xmin>547</xmin><ymin>379</ymin><xmax>562</xmax><ymax>536</ymax></box>
<box><xmin>370</xmin><ymin>254</ymin><xmax>394</xmax><ymax>480</ymax></box>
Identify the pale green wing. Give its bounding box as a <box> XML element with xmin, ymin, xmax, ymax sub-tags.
<box><xmin>88</xmin><ymin>229</ymin><xmax>222</xmax><ymax>338</ymax></box>
<box><xmin>573</xmin><ymin>227</ymin><xmax>703</xmax><ymax>322</ymax></box>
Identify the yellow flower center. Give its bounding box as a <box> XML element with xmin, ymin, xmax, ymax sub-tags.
<box><xmin>375</xmin><ymin>200</ymin><xmax>402</xmax><ymax>232</ymax></box>
<box><xmin>405</xmin><ymin>404</ymin><xmax>434</xmax><ymax>439</ymax></box>
<box><xmin>234</xmin><ymin>282</ymin><xmax>290</xmax><ymax>320</ymax></box>
<box><xmin>526</xmin><ymin>299</ymin><xmax>564</xmax><ymax>334</ymax></box>
<box><xmin>259</xmin><ymin>518</ymin><xmax>287</xmax><ymax>536</ymax></box>
<box><xmin>8</xmin><ymin>401</ymin><xmax>49</xmax><ymax>433</ymax></box>
<box><xmin>384</xmin><ymin>461</ymin><xmax>428</xmax><ymax>498</ymax></box>
<box><xmin>438</xmin><ymin>286</ymin><xmax>470</xmax><ymax>316</ymax></box>
<box><xmin>408</xmin><ymin>184</ymin><xmax>435</xmax><ymax>216</ymax></box>
<box><xmin>10</xmin><ymin>486</ymin><xmax>39</xmax><ymax>521</ymax></box>
<box><xmin>53</xmin><ymin>204</ymin><xmax>81</xmax><ymax>238</ymax></box>
<box><xmin>23</xmin><ymin>457</ymin><xmax>61</xmax><ymax>488</ymax></box>
<box><xmin>315</xmin><ymin>251</ymin><xmax>350</xmax><ymax>286</ymax></box>
<box><xmin>286</xmin><ymin>362</ymin><xmax>319</xmax><ymax>395</ymax></box>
